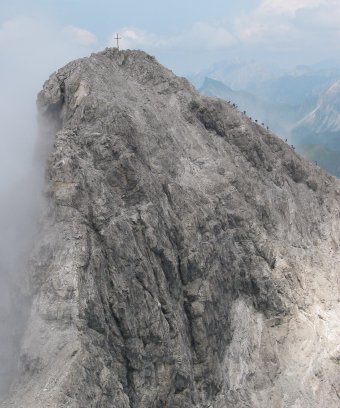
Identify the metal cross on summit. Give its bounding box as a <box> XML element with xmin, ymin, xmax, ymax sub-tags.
<box><xmin>115</xmin><ymin>33</ymin><xmax>122</xmax><ymax>50</ymax></box>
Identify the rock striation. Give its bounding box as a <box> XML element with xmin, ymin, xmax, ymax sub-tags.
<box><xmin>3</xmin><ymin>48</ymin><xmax>340</xmax><ymax>407</ymax></box>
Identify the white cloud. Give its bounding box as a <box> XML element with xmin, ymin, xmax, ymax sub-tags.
<box><xmin>113</xmin><ymin>28</ymin><xmax>168</xmax><ymax>49</ymax></box>
<box><xmin>63</xmin><ymin>25</ymin><xmax>97</xmax><ymax>45</ymax></box>
<box><xmin>183</xmin><ymin>22</ymin><xmax>236</xmax><ymax>49</ymax></box>
<box><xmin>0</xmin><ymin>16</ymin><xmax>98</xmax><ymax>60</ymax></box>
<box><xmin>110</xmin><ymin>0</ymin><xmax>340</xmax><ymax>55</ymax></box>
<box><xmin>111</xmin><ymin>22</ymin><xmax>236</xmax><ymax>51</ymax></box>
<box><xmin>295</xmin><ymin>3</ymin><xmax>340</xmax><ymax>30</ymax></box>
<box><xmin>0</xmin><ymin>15</ymin><xmax>46</xmax><ymax>48</ymax></box>
<box><xmin>258</xmin><ymin>0</ymin><xmax>324</xmax><ymax>17</ymax></box>
<box><xmin>233</xmin><ymin>0</ymin><xmax>340</xmax><ymax>47</ymax></box>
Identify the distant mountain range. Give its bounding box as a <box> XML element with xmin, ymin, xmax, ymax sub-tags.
<box><xmin>296</xmin><ymin>144</ymin><xmax>340</xmax><ymax>177</ymax></box>
<box><xmin>188</xmin><ymin>59</ymin><xmax>280</xmax><ymax>91</ymax></box>
<box><xmin>293</xmin><ymin>80</ymin><xmax>340</xmax><ymax>152</ymax></box>
<box><xmin>189</xmin><ymin>60</ymin><xmax>340</xmax><ymax>178</ymax></box>
<box><xmin>199</xmin><ymin>77</ymin><xmax>298</xmax><ymax>141</ymax></box>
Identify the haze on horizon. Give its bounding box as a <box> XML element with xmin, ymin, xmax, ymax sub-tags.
<box><xmin>2</xmin><ymin>0</ymin><xmax>340</xmax><ymax>75</ymax></box>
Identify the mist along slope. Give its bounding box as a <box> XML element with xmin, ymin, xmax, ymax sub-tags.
<box><xmin>4</xmin><ymin>48</ymin><xmax>340</xmax><ymax>408</ymax></box>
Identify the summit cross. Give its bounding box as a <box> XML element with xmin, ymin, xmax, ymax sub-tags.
<box><xmin>115</xmin><ymin>33</ymin><xmax>122</xmax><ymax>50</ymax></box>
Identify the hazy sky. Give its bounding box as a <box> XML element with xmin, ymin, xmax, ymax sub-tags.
<box><xmin>2</xmin><ymin>0</ymin><xmax>340</xmax><ymax>75</ymax></box>
<box><xmin>2</xmin><ymin>0</ymin><xmax>340</xmax><ymax>185</ymax></box>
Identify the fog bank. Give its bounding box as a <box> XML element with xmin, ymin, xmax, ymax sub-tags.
<box><xmin>0</xmin><ymin>14</ymin><xmax>96</xmax><ymax>398</ymax></box>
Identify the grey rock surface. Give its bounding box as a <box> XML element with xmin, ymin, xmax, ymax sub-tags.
<box><xmin>3</xmin><ymin>48</ymin><xmax>340</xmax><ymax>407</ymax></box>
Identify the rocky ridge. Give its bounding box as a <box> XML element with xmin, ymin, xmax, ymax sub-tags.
<box><xmin>3</xmin><ymin>48</ymin><xmax>340</xmax><ymax>407</ymax></box>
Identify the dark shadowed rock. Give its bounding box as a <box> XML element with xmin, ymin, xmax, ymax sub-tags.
<box><xmin>3</xmin><ymin>48</ymin><xmax>340</xmax><ymax>407</ymax></box>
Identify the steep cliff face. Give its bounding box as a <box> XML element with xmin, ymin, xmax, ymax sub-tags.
<box><xmin>295</xmin><ymin>80</ymin><xmax>340</xmax><ymax>135</ymax></box>
<box><xmin>292</xmin><ymin>80</ymin><xmax>340</xmax><ymax>156</ymax></box>
<box><xmin>4</xmin><ymin>49</ymin><xmax>340</xmax><ymax>407</ymax></box>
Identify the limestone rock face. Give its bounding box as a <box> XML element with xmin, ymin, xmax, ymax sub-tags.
<box><xmin>4</xmin><ymin>49</ymin><xmax>340</xmax><ymax>407</ymax></box>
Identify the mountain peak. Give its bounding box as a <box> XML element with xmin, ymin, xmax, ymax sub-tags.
<box><xmin>4</xmin><ymin>49</ymin><xmax>340</xmax><ymax>408</ymax></box>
